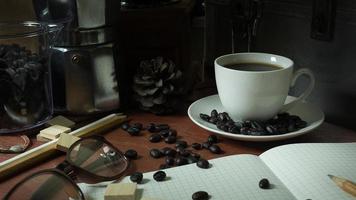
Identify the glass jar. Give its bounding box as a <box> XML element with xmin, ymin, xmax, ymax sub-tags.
<box><xmin>0</xmin><ymin>21</ymin><xmax>61</xmax><ymax>134</ymax></box>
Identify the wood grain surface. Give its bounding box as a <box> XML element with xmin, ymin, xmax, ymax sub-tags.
<box><xmin>1</xmin><ymin>112</ymin><xmax>356</xmax><ymax>198</ymax></box>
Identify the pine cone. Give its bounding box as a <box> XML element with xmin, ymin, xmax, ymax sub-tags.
<box><xmin>133</xmin><ymin>57</ymin><xmax>183</xmax><ymax>114</ymax></box>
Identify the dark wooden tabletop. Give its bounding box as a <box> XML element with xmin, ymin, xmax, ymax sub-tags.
<box><xmin>1</xmin><ymin>112</ymin><xmax>356</xmax><ymax>198</ymax></box>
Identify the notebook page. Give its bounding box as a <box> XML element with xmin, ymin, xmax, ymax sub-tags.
<box><xmin>79</xmin><ymin>155</ymin><xmax>296</xmax><ymax>200</ymax></box>
<box><xmin>260</xmin><ymin>143</ymin><xmax>356</xmax><ymax>200</ymax></box>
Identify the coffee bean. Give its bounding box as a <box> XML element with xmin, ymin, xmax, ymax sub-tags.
<box><xmin>259</xmin><ymin>178</ymin><xmax>270</xmax><ymax>189</ymax></box>
<box><xmin>296</xmin><ymin>120</ymin><xmax>307</xmax><ymax>129</ymax></box>
<box><xmin>249</xmin><ymin>128</ymin><xmax>265</xmax><ymax>136</ymax></box>
<box><xmin>156</xmin><ymin>124</ymin><xmax>170</xmax><ymax>131</ymax></box>
<box><xmin>251</xmin><ymin>121</ymin><xmax>265</xmax><ymax>130</ymax></box>
<box><xmin>164</xmin><ymin>148</ymin><xmax>177</xmax><ymax>157</ymax></box>
<box><xmin>176</xmin><ymin>140</ymin><xmax>188</xmax><ymax>148</ymax></box>
<box><xmin>165</xmin><ymin>136</ymin><xmax>177</xmax><ymax>144</ymax></box>
<box><xmin>149</xmin><ymin>133</ymin><xmax>162</xmax><ymax>143</ymax></box>
<box><xmin>228</xmin><ymin>125</ymin><xmax>240</xmax><ymax>134</ymax></box>
<box><xmin>146</xmin><ymin>123</ymin><xmax>157</xmax><ymax>132</ymax></box>
<box><xmin>121</xmin><ymin>123</ymin><xmax>130</xmax><ymax>131</ymax></box>
<box><xmin>132</xmin><ymin>122</ymin><xmax>143</xmax><ymax>130</ymax></box>
<box><xmin>200</xmin><ymin>113</ymin><xmax>210</xmax><ymax>122</ymax></box>
<box><xmin>218</xmin><ymin>113</ymin><xmax>227</xmax><ymax>122</ymax></box>
<box><xmin>266</xmin><ymin>125</ymin><xmax>279</xmax><ymax>135</ymax></box>
<box><xmin>202</xmin><ymin>142</ymin><xmax>212</xmax><ymax>149</ymax></box>
<box><xmin>211</xmin><ymin>109</ymin><xmax>218</xmax><ymax>118</ymax></box>
<box><xmin>176</xmin><ymin>146</ymin><xmax>185</xmax><ymax>154</ymax></box>
<box><xmin>179</xmin><ymin>149</ymin><xmax>190</xmax><ymax>157</ymax></box>
<box><xmin>208</xmin><ymin>117</ymin><xmax>218</xmax><ymax>124</ymax></box>
<box><xmin>240</xmin><ymin>127</ymin><xmax>250</xmax><ymax>135</ymax></box>
<box><xmin>160</xmin><ymin>147</ymin><xmax>172</xmax><ymax>155</ymax></box>
<box><xmin>217</xmin><ymin>124</ymin><xmax>228</xmax><ymax>132</ymax></box>
<box><xmin>150</xmin><ymin>149</ymin><xmax>163</xmax><ymax>158</ymax></box>
<box><xmin>187</xmin><ymin>156</ymin><xmax>199</xmax><ymax>164</ymax></box>
<box><xmin>196</xmin><ymin>159</ymin><xmax>210</xmax><ymax>169</ymax></box>
<box><xmin>165</xmin><ymin>156</ymin><xmax>175</xmax><ymax>165</ymax></box>
<box><xmin>209</xmin><ymin>144</ymin><xmax>222</xmax><ymax>154</ymax></box>
<box><xmin>287</xmin><ymin>123</ymin><xmax>297</xmax><ymax>132</ymax></box>
<box><xmin>124</xmin><ymin>149</ymin><xmax>138</xmax><ymax>159</ymax></box>
<box><xmin>192</xmin><ymin>191</ymin><xmax>209</xmax><ymax>200</ymax></box>
<box><xmin>192</xmin><ymin>143</ymin><xmax>202</xmax><ymax>150</ymax></box>
<box><xmin>130</xmin><ymin>172</ymin><xmax>143</xmax><ymax>183</ymax></box>
<box><xmin>159</xmin><ymin>129</ymin><xmax>170</xmax><ymax>137</ymax></box>
<box><xmin>207</xmin><ymin>135</ymin><xmax>218</xmax><ymax>143</ymax></box>
<box><xmin>153</xmin><ymin>171</ymin><xmax>166</xmax><ymax>182</ymax></box>
<box><xmin>190</xmin><ymin>152</ymin><xmax>201</xmax><ymax>160</ymax></box>
<box><xmin>175</xmin><ymin>156</ymin><xmax>188</xmax><ymax>166</ymax></box>
<box><xmin>127</xmin><ymin>127</ymin><xmax>140</xmax><ymax>136</ymax></box>
<box><xmin>168</xmin><ymin>129</ymin><xmax>177</xmax><ymax>137</ymax></box>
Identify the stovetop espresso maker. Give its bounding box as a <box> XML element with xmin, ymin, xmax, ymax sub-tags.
<box><xmin>33</xmin><ymin>0</ymin><xmax>122</xmax><ymax>115</ymax></box>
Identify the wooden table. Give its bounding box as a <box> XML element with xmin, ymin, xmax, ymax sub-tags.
<box><xmin>1</xmin><ymin>112</ymin><xmax>356</xmax><ymax>197</ymax></box>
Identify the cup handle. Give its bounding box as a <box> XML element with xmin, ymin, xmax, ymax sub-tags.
<box><xmin>280</xmin><ymin>68</ymin><xmax>315</xmax><ymax>112</ymax></box>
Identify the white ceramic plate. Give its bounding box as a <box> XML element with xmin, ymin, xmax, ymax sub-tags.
<box><xmin>188</xmin><ymin>94</ymin><xmax>325</xmax><ymax>142</ymax></box>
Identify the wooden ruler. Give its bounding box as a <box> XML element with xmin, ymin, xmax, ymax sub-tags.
<box><xmin>0</xmin><ymin>113</ymin><xmax>127</xmax><ymax>181</ymax></box>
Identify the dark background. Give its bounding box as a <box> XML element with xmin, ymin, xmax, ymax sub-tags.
<box><xmin>1</xmin><ymin>0</ymin><xmax>356</xmax><ymax>130</ymax></box>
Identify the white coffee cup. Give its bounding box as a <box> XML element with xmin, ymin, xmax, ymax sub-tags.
<box><xmin>214</xmin><ymin>52</ymin><xmax>315</xmax><ymax>121</ymax></box>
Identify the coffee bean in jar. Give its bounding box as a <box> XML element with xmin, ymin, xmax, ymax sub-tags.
<box><xmin>0</xmin><ymin>22</ymin><xmax>61</xmax><ymax>133</ymax></box>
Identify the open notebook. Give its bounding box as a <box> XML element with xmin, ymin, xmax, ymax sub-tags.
<box><xmin>79</xmin><ymin>143</ymin><xmax>356</xmax><ymax>200</ymax></box>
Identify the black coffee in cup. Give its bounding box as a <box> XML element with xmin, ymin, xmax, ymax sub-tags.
<box><xmin>224</xmin><ymin>63</ymin><xmax>283</xmax><ymax>71</ymax></box>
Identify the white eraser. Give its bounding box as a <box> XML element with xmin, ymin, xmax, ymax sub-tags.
<box><xmin>105</xmin><ymin>183</ymin><xmax>137</xmax><ymax>200</ymax></box>
<box><xmin>46</xmin><ymin>115</ymin><xmax>75</xmax><ymax>128</ymax></box>
<box><xmin>56</xmin><ymin>133</ymin><xmax>80</xmax><ymax>152</ymax></box>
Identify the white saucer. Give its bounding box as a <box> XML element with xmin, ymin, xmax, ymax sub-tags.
<box><xmin>188</xmin><ymin>94</ymin><xmax>325</xmax><ymax>142</ymax></box>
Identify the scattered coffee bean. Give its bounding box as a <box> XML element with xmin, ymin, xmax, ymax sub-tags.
<box><xmin>176</xmin><ymin>146</ymin><xmax>185</xmax><ymax>153</ymax></box>
<box><xmin>168</xmin><ymin>129</ymin><xmax>177</xmax><ymax>137</ymax></box>
<box><xmin>160</xmin><ymin>147</ymin><xmax>172</xmax><ymax>155</ymax></box>
<box><xmin>124</xmin><ymin>149</ymin><xmax>138</xmax><ymax>159</ymax></box>
<box><xmin>146</xmin><ymin>123</ymin><xmax>156</xmax><ymax>132</ymax></box>
<box><xmin>196</xmin><ymin>159</ymin><xmax>210</xmax><ymax>169</ymax></box>
<box><xmin>132</xmin><ymin>122</ymin><xmax>143</xmax><ymax>130</ymax></box>
<box><xmin>192</xmin><ymin>191</ymin><xmax>209</xmax><ymax>200</ymax></box>
<box><xmin>190</xmin><ymin>152</ymin><xmax>201</xmax><ymax>160</ymax></box>
<box><xmin>149</xmin><ymin>133</ymin><xmax>162</xmax><ymax>143</ymax></box>
<box><xmin>192</xmin><ymin>143</ymin><xmax>202</xmax><ymax>150</ymax></box>
<box><xmin>153</xmin><ymin>171</ymin><xmax>166</xmax><ymax>182</ymax></box>
<box><xmin>202</xmin><ymin>142</ymin><xmax>212</xmax><ymax>149</ymax></box>
<box><xmin>179</xmin><ymin>149</ymin><xmax>190</xmax><ymax>157</ymax></box>
<box><xmin>175</xmin><ymin>156</ymin><xmax>188</xmax><ymax>166</ymax></box>
<box><xmin>164</xmin><ymin>148</ymin><xmax>177</xmax><ymax>157</ymax></box>
<box><xmin>259</xmin><ymin>178</ymin><xmax>270</xmax><ymax>189</ymax></box>
<box><xmin>159</xmin><ymin>129</ymin><xmax>170</xmax><ymax>137</ymax></box>
<box><xmin>121</xmin><ymin>123</ymin><xmax>130</xmax><ymax>131</ymax></box>
<box><xmin>130</xmin><ymin>172</ymin><xmax>143</xmax><ymax>183</ymax></box>
<box><xmin>207</xmin><ymin>135</ymin><xmax>218</xmax><ymax>143</ymax></box>
<box><xmin>165</xmin><ymin>156</ymin><xmax>175</xmax><ymax>165</ymax></box>
<box><xmin>176</xmin><ymin>140</ymin><xmax>188</xmax><ymax>148</ymax></box>
<box><xmin>187</xmin><ymin>156</ymin><xmax>199</xmax><ymax>164</ymax></box>
<box><xmin>209</xmin><ymin>144</ymin><xmax>222</xmax><ymax>154</ymax></box>
<box><xmin>156</xmin><ymin>124</ymin><xmax>170</xmax><ymax>131</ymax></box>
<box><xmin>165</xmin><ymin>135</ymin><xmax>177</xmax><ymax>144</ymax></box>
<box><xmin>127</xmin><ymin>127</ymin><xmax>140</xmax><ymax>136</ymax></box>
<box><xmin>150</xmin><ymin>149</ymin><xmax>163</xmax><ymax>158</ymax></box>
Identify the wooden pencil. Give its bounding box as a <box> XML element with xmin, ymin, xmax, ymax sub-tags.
<box><xmin>328</xmin><ymin>174</ymin><xmax>356</xmax><ymax>197</ymax></box>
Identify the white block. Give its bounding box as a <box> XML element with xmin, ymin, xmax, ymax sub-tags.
<box><xmin>104</xmin><ymin>183</ymin><xmax>137</xmax><ymax>200</ymax></box>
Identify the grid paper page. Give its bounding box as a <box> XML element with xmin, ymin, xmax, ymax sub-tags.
<box><xmin>260</xmin><ymin>143</ymin><xmax>356</xmax><ymax>200</ymax></box>
<box><xmin>79</xmin><ymin>155</ymin><xmax>296</xmax><ymax>200</ymax></box>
